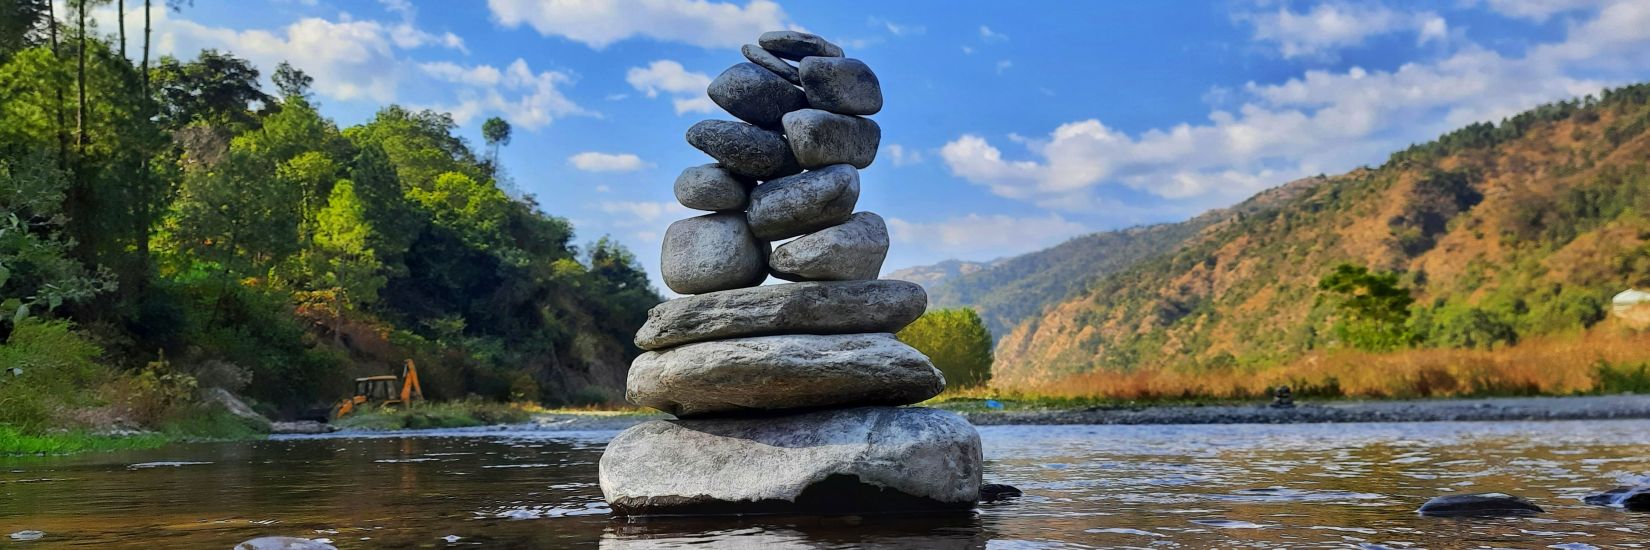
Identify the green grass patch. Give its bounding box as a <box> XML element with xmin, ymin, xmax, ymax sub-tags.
<box><xmin>332</xmin><ymin>400</ymin><xmax>532</xmax><ymax>431</ymax></box>
<box><xmin>0</xmin><ymin>425</ymin><xmax>171</xmax><ymax>455</ymax></box>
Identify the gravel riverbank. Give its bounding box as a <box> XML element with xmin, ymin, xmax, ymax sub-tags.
<box><xmin>521</xmin><ymin>395</ymin><xmax>1650</xmax><ymax>431</ymax></box>
<box><xmin>959</xmin><ymin>394</ymin><xmax>1650</xmax><ymax>425</ymax></box>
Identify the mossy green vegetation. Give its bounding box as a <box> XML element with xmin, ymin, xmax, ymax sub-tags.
<box><xmin>1</xmin><ymin>8</ymin><xmax>659</xmax><ymax>450</ymax></box>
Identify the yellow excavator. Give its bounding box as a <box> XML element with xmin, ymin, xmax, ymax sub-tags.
<box><xmin>334</xmin><ymin>359</ymin><xmax>424</xmax><ymax>419</ymax></box>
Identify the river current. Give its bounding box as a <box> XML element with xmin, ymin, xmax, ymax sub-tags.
<box><xmin>4</xmin><ymin>419</ymin><xmax>1650</xmax><ymax>548</ymax></box>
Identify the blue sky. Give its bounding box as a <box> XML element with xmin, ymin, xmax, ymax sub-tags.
<box><xmin>90</xmin><ymin>0</ymin><xmax>1650</xmax><ymax>292</ymax></box>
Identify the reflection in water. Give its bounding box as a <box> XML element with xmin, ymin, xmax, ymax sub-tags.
<box><xmin>2</xmin><ymin>421</ymin><xmax>1650</xmax><ymax>547</ymax></box>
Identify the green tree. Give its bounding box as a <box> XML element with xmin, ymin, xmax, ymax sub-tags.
<box><xmin>481</xmin><ymin>116</ymin><xmax>510</xmax><ymax>173</ymax></box>
<box><xmin>897</xmin><ymin>308</ymin><xmax>994</xmax><ymax>388</ymax></box>
<box><xmin>311</xmin><ymin>179</ymin><xmax>385</xmax><ymax>311</ymax></box>
<box><xmin>0</xmin><ymin>0</ymin><xmax>50</xmax><ymax>58</ymax></box>
<box><xmin>0</xmin><ymin>150</ymin><xmax>115</xmax><ymax>325</ymax></box>
<box><xmin>272</xmin><ymin>60</ymin><xmax>312</xmax><ymax>101</ymax></box>
<box><xmin>150</xmin><ymin>49</ymin><xmax>271</xmax><ymax>131</ymax></box>
<box><xmin>1317</xmin><ymin>263</ymin><xmax>1415</xmax><ymax>351</ymax></box>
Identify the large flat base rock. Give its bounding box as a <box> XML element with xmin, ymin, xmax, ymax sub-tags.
<box><xmin>600</xmin><ymin>406</ymin><xmax>981</xmax><ymax>516</ymax></box>
<box><xmin>634</xmin><ymin>279</ymin><xmax>926</xmax><ymax>350</ymax></box>
<box><xmin>627</xmin><ymin>333</ymin><xmax>944</xmax><ymax>417</ymax></box>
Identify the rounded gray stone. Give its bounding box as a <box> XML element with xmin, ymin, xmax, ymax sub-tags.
<box><xmin>782</xmin><ymin>109</ymin><xmax>881</xmax><ymax>169</ymax></box>
<box><xmin>627</xmin><ymin>333</ymin><xmax>945</xmax><ymax>417</ymax></box>
<box><xmin>674</xmin><ymin>164</ymin><xmax>752</xmax><ymax>212</ymax></box>
<box><xmin>757</xmin><ymin>30</ymin><xmax>844</xmax><ymax>61</ymax></box>
<box><xmin>771</xmin><ymin>212</ymin><xmax>889</xmax><ymax>282</ymax></box>
<box><xmin>600</xmin><ymin>406</ymin><xmax>982</xmax><ymax>515</ymax></box>
<box><xmin>742</xmin><ymin>44</ymin><xmax>800</xmax><ymax>84</ymax></box>
<box><xmin>660</xmin><ymin>213</ymin><xmax>767</xmax><ymax>295</ymax></box>
<box><xmin>747</xmin><ymin>164</ymin><xmax>859</xmax><ymax>241</ymax></box>
<box><xmin>634</xmin><ymin>279</ymin><xmax>927</xmax><ymax>350</ymax></box>
<box><xmin>799</xmin><ymin>57</ymin><xmax>882</xmax><ymax>116</ymax></box>
<box><xmin>685</xmin><ymin>120</ymin><xmax>802</xmax><ymax>181</ymax></box>
<box><xmin>708</xmin><ymin>63</ymin><xmax>807</xmax><ymax>130</ymax></box>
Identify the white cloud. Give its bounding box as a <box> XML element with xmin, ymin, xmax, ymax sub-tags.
<box><xmin>942</xmin><ymin>0</ymin><xmax>1649</xmax><ymax>211</ymax></box>
<box><xmin>961</xmin><ymin>45</ymin><xmax>975</xmax><ymax>55</ymax></box>
<box><xmin>871</xmin><ymin>17</ymin><xmax>925</xmax><ymax>37</ymax></box>
<box><xmin>569</xmin><ymin>152</ymin><xmax>651</xmax><ymax>172</ymax></box>
<box><xmin>627</xmin><ymin>60</ymin><xmax>716</xmax><ymax>114</ymax></box>
<box><xmin>1239</xmin><ymin>2</ymin><xmax>1448</xmax><ymax>60</ymax></box>
<box><xmin>486</xmin><ymin>0</ymin><xmax>791</xmax><ymax>49</ymax></box>
<box><xmin>979</xmin><ymin>25</ymin><xmax>1008</xmax><ymax>41</ymax></box>
<box><xmin>420</xmin><ymin>59</ymin><xmax>594</xmax><ymax>130</ymax></box>
<box><xmin>886</xmin><ymin>214</ymin><xmax>1087</xmax><ymax>261</ymax></box>
<box><xmin>597</xmin><ymin>201</ymin><xmax>692</xmax><ymax>226</ymax></box>
<box><xmin>1479</xmin><ymin>0</ymin><xmax>1606</xmax><ymax>21</ymax></box>
<box><xmin>995</xmin><ymin>60</ymin><xmax>1013</xmax><ymax>74</ymax></box>
<box><xmin>595</xmin><ymin>184</ymin><xmax>613</xmax><ymax>193</ymax></box>
<box><xmin>883</xmin><ymin>144</ymin><xmax>923</xmax><ymax>167</ymax></box>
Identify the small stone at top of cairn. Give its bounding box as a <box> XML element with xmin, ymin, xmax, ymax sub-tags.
<box><xmin>599</xmin><ymin>30</ymin><xmax>983</xmax><ymax>516</ymax></box>
<box><xmin>1271</xmin><ymin>386</ymin><xmax>1295</xmax><ymax>409</ymax></box>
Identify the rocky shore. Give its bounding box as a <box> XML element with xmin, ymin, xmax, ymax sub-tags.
<box><xmin>523</xmin><ymin>395</ymin><xmax>1650</xmax><ymax>433</ymax></box>
<box><xmin>960</xmin><ymin>394</ymin><xmax>1650</xmax><ymax>425</ymax></box>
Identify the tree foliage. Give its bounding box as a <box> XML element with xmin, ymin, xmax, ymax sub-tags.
<box><xmin>1318</xmin><ymin>263</ymin><xmax>1416</xmax><ymax>351</ymax></box>
<box><xmin>897</xmin><ymin>308</ymin><xmax>994</xmax><ymax>388</ymax></box>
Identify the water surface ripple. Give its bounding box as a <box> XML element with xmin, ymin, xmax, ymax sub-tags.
<box><xmin>4</xmin><ymin>420</ymin><xmax>1650</xmax><ymax>548</ymax></box>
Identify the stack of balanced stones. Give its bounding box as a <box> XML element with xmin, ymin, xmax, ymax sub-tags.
<box><xmin>599</xmin><ymin>31</ymin><xmax>983</xmax><ymax>516</ymax></box>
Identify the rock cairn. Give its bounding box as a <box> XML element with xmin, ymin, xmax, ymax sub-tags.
<box><xmin>599</xmin><ymin>31</ymin><xmax>983</xmax><ymax>516</ymax></box>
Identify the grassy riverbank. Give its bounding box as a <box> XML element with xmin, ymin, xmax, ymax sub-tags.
<box><xmin>331</xmin><ymin>400</ymin><xmax>538</xmax><ymax>431</ymax></box>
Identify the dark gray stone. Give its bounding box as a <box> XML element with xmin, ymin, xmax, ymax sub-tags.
<box><xmin>685</xmin><ymin>120</ymin><xmax>802</xmax><ymax>181</ymax></box>
<box><xmin>1585</xmin><ymin>486</ymin><xmax>1650</xmax><ymax>510</ymax></box>
<box><xmin>674</xmin><ymin>164</ymin><xmax>753</xmax><ymax>212</ymax></box>
<box><xmin>1416</xmin><ymin>493</ymin><xmax>1545</xmax><ymax>516</ymax></box>
<box><xmin>800</xmin><ymin>57</ymin><xmax>882</xmax><ymax>116</ymax></box>
<box><xmin>742</xmin><ymin>44</ymin><xmax>799</xmax><ymax>85</ymax></box>
<box><xmin>980</xmin><ymin>484</ymin><xmax>1023</xmax><ymax>502</ymax></box>
<box><xmin>757</xmin><ymin>30</ymin><xmax>843</xmax><ymax>61</ymax></box>
<box><xmin>634</xmin><ymin>279</ymin><xmax>926</xmax><ymax>350</ymax></box>
<box><xmin>747</xmin><ymin>164</ymin><xmax>859</xmax><ymax>241</ymax></box>
<box><xmin>770</xmin><ymin>212</ymin><xmax>888</xmax><ymax>281</ymax></box>
<box><xmin>660</xmin><ymin>213</ymin><xmax>767</xmax><ymax>295</ymax></box>
<box><xmin>599</xmin><ymin>406</ymin><xmax>982</xmax><ymax>515</ymax></box>
<box><xmin>627</xmin><ymin>333</ymin><xmax>945</xmax><ymax>417</ymax></box>
<box><xmin>708</xmin><ymin>63</ymin><xmax>807</xmax><ymax>130</ymax></box>
<box><xmin>782</xmin><ymin>109</ymin><xmax>880</xmax><ymax>169</ymax></box>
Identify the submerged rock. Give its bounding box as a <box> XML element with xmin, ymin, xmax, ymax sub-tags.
<box><xmin>599</xmin><ymin>406</ymin><xmax>981</xmax><ymax>515</ymax></box>
<box><xmin>980</xmin><ymin>483</ymin><xmax>1023</xmax><ymax>502</ymax></box>
<box><xmin>633</xmin><ymin>279</ymin><xmax>927</xmax><ymax>350</ymax></box>
<box><xmin>1584</xmin><ymin>486</ymin><xmax>1650</xmax><ymax>510</ymax></box>
<box><xmin>627</xmin><ymin>333</ymin><xmax>944</xmax><ymax>417</ymax></box>
<box><xmin>269</xmin><ymin>421</ymin><xmax>336</xmax><ymax>435</ymax></box>
<box><xmin>1417</xmin><ymin>493</ymin><xmax>1545</xmax><ymax>516</ymax></box>
<box><xmin>234</xmin><ymin>537</ymin><xmax>338</xmax><ymax>550</ymax></box>
<box><xmin>9</xmin><ymin>531</ymin><xmax>44</xmax><ymax>542</ymax></box>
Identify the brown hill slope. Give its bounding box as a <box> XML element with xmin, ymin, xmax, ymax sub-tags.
<box><xmin>995</xmin><ymin>84</ymin><xmax>1650</xmax><ymax>387</ymax></box>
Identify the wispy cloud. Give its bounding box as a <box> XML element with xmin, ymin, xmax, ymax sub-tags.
<box><xmin>569</xmin><ymin>152</ymin><xmax>651</xmax><ymax>172</ymax></box>
<box><xmin>626</xmin><ymin>60</ymin><xmax>716</xmax><ymax>114</ymax></box>
<box><xmin>486</xmin><ymin>0</ymin><xmax>791</xmax><ymax>49</ymax></box>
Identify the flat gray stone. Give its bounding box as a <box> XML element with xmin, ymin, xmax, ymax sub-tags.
<box><xmin>782</xmin><ymin>109</ymin><xmax>880</xmax><ymax>169</ymax></box>
<box><xmin>742</xmin><ymin>44</ymin><xmax>799</xmax><ymax>84</ymax></box>
<box><xmin>674</xmin><ymin>164</ymin><xmax>752</xmax><ymax>212</ymax></box>
<box><xmin>771</xmin><ymin>212</ymin><xmax>888</xmax><ymax>282</ymax></box>
<box><xmin>686</xmin><ymin>120</ymin><xmax>802</xmax><ymax>181</ymax></box>
<box><xmin>634</xmin><ymin>279</ymin><xmax>926</xmax><ymax>350</ymax></box>
<box><xmin>747</xmin><ymin>164</ymin><xmax>859</xmax><ymax>241</ymax></box>
<box><xmin>235</xmin><ymin>538</ymin><xmax>338</xmax><ymax>550</ymax></box>
<box><xmin>660</xmin><ymin>213</ymin><xmax>767</xmax><ymax>295</ymax></box>
<box><xmin>627</xmin><ymin>333</ymin><xmax>944</xmax><ymax>417</ymax></box>
<box><xmin>800</xmin><ymin>57</ymin><xmax>882</xmax><ymax>116</ymax></box>
<box><xmin>1417</xmin><ymin>493</ymin><xmax>1544</xmax><ymax>516</ymax></box>
<box><xmin>600</xmin><ymin>406</ymin><xmax>981</xmax><ymax>515</ymax></box>
<box><xmin>757</xmin><ymin>30</ymin><xmax>843</xmax><ymax>61</ymax></box>
<box><xmin>708</xmin><ymin>63</ymin><xmax>807</xmax><ymax>130</ymax></box>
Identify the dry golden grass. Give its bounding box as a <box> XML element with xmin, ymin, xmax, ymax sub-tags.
<box><xmin>995</xmin><ymin>327</ymin><xmax>1650</xmax><ymax>402</ymax></box>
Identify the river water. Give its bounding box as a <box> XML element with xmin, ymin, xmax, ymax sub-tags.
<box><xmin>4</xmin><ymin>419</ymin><xmax>1650</xmax><ymax>548</ymax></box>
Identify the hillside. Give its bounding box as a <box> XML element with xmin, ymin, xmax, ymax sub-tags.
<box><xmin>994</xmin><ymin>83</ymin><xmax>1650</xmax><ymax>387</ymax></box>
<box><xmin>896</xmin><ymin>173</ymin><xmax>1329</xmax><ymax>339</ymax></box>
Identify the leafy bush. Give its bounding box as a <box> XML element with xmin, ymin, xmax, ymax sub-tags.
<box><xmin>0</xmin><ymin>319</ymin><xmax>108</xmax><ymax>432</ymax></box>
<box><xmin>897</xmin><ymin>308</ymin><xmax>994</xmax><ymax>388</ymax></box>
